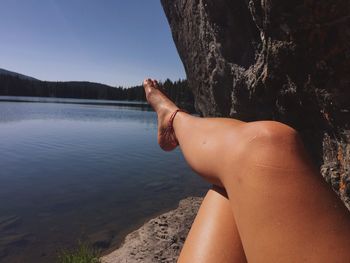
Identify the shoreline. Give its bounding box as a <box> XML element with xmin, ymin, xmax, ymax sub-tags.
<box><xmin>101</xmin><ymin>197</ymin><xmax>203</xmax><ymax>263</ymax></box>
<box><xmin>0</xmin><ymin>95</ymin><xmax>150</xmax><ymax>108</ymax></box>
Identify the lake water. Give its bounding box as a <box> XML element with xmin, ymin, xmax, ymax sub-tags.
<box><xmin>0</xmin><ymin>97</ymin><xmax>208</xmax><ymax>263</ymax></box>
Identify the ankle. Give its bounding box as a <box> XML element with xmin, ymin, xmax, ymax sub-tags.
<box><xmin>172</xmin><ymin>110</ymin><xmax>188</xmax><ymax>132</ymax></box>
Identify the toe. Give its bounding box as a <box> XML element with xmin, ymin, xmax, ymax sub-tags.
<box><xmin>152</xmin><ymin>79</ymin><xmax>160</xmax><ymax>88</ymax></box>
<box><xmin>143</xmin><ymin>78</ymin><xmax>153</xmax><ymax>87</ymax></box>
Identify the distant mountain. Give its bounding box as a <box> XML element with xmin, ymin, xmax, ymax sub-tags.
<box><xmin>0</xmin><ymin>68</ymin><xmax>39</xmax><ymax>81</ymax></box>
<box><xmin>0</xmin><ymin>68</ymin><xmax>147</xmax><ymax>102</ymax></box>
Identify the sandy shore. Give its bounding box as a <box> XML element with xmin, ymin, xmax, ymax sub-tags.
<box><xmin>101</xmin><ymin>197</ymin><xmax>203</xmax><ymax>263</ymax></box>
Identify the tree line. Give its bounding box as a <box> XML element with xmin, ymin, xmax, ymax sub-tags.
<box><xmin>0</xmin><ymin>74</ymin><xmax>195</xmax><ymax>112</ymax></box>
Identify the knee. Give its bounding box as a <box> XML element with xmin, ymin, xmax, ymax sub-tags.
<box><xmin>221</xmin><ymin>121</ymin><xmax>301</xmax><ymax>168</ymax></box>
<box><xmin>246</xmin><ymin>121</ymin><xmax>300</xmax><ymax>147</ymax></box>
<box><xmin>219</xmin><ymin>121</ymin><xmax>301</xmax><ymax>168</ymax></box>
<box><xmin>220</xmin><ymin>121</ymin><xmax>312</xmax><ymax>187</ymax></box>
<box><xmin>240</xmin><ymin>121</ymin><xmax>309</xmax><ymax>170</ymax></box>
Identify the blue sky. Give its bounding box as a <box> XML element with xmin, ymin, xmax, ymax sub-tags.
<box><xmin>0</xmin><ymin>0</ymin><xmax>185</xmax><ymax>87</ymax></box>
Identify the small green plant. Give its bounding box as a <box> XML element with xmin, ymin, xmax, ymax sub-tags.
<box><xmin>57</xmin><ymin>242</ymin><xmax>101</xmax><ymax>263</ymax></box>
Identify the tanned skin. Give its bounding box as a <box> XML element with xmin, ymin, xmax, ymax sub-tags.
<box><xmin>143</xmin><ymin>79</ymin><xmax>350</xmax><ymax>263</ymax></box>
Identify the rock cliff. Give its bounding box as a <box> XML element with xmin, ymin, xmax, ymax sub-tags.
<box><xmin>161</xmin><ymin>0</ymin><xmax>350</xmax><ymax>208</ymax></box>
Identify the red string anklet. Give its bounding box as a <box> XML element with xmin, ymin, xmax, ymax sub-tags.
<box><xmin>162</xmin><ymin>109</ymin><xmax>187</xmax><ymax>146</ymax></box>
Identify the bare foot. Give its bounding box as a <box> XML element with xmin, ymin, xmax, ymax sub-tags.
<box><xmin>143</xmin><ymin>79</ymin><xmax>180</xmax><ymax>151</ymax></box>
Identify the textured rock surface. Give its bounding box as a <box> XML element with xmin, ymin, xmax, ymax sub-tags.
<box><xmin>161</xmin><ymin>0</ymin><xmax>350</xmax><ymax>208</ymax></box>
<box><xmin>101</xmin><ymin>197</ymin><xmax>202</xmax><ymax>263</ymax></box>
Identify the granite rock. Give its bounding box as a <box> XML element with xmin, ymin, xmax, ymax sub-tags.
<box><xmin>161</xmin><ymin>0</ymin><xmax>350</xmax><ymax>208</ymax></box>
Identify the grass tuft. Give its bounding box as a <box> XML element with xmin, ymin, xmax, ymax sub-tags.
<box><xmin>57</xmin><ymin>242</ymin><xmax>101</xmax><ymax>263</ymax></box>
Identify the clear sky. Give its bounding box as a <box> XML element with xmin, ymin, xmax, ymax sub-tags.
<box><xmin>0</xmin><ymin>0</ymin><xmax>185</xmax><ymax>87</ymax></box>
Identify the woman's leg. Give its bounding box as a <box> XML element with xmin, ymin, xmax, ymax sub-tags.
<box><xmin>144</xmin><ymin>79</ymin><xmax>350</xmax><ymax>262</ymax></box>
<box><xmin>143</xmin><ymin>79</ymin><xmax>245</xmax><ymax>186</ymax></box>
<box><xmin>178</xmin><ymin>186</ymin><xmax>247</xmax><ymax>263</ymax></box>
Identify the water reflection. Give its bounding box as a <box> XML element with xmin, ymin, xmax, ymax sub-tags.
<box><xmin>0</xmin><ymin>98</ymin><xmax>208</xmax><ymax>263</ymax></box>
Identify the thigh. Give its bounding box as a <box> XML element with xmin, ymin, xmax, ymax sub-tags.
<box><xmin>178</xmin><ymin>186</ymin><xmax>247</xmax><ymax>263</ymax></box>
<box><xmin>223</xmin><ymin>121</ymin><xmax>350</xmax><ymax>262</ymax></box>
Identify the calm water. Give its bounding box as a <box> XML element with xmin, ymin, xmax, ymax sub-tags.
<box><xmin>0</xmin><ymin>97</ymin><xmax>208</xmax><ymax>263</ymax></box>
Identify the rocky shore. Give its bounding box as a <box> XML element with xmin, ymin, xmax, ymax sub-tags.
<box><xmin>101</xmin><ymin>197</ymin><xmax>203</xmax><ymax>263</ymax></box>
